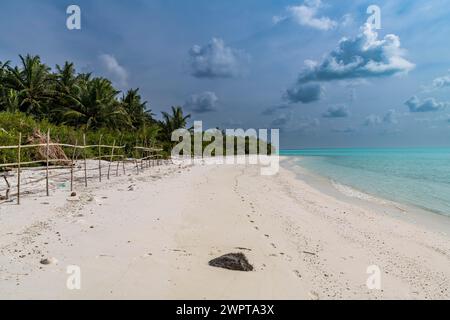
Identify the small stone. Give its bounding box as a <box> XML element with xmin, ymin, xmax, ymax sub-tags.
<box><xmin>40</xmin><ymin>257</ymin><xmax>58</xmax><ymax>265</ymax></box>
<box><xmin>208</xmin><ymin>253</ymin><xmax>253</xmax><ymax>272</ymax></box>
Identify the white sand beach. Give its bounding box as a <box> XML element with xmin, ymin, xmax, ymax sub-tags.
<box><xmin>0</xmin><ymin>157</ymin><xmax>449</xmax><ymax>300</ymax></box>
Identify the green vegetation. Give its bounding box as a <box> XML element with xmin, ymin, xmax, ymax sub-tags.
<box><xmin>0</xmin><ymin>54</ymin><xmax>272</xmax><ymax>167</ymax></box>
<box><xmin>0</xmin><ymin>54</ymin><xmax>192</xmax><ymax>164</ymax></box>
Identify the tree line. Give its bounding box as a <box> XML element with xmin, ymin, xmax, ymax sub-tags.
<box><xmin>0</xmin><ymin>54</ymin><xmax>190</xmax><ymax>146</ymax></box>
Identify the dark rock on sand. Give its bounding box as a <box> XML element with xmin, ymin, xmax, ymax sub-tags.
<box><xmin>40</xmin><ymin>257</ymin><xmax>58</xmax><ymax>265</ymax></box>
<box><xmin>208</xmin><ymin>253</ymin><xmax>253</xmax><ymax>272</ymax></box>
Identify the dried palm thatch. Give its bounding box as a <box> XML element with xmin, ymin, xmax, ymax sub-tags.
<box><xmin>27</xmin><ymin>129</ymin><xmax>68</xmax><ymax>165</ymax></box>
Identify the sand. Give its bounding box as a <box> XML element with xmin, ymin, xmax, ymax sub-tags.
<box><xmin>0</xmin><ymin>157</ymin><xmax>449</xmax><ymax>300</ymax></box>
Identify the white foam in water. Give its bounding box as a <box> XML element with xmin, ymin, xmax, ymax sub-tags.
<box><xmin>331</xmin><ymin>180</ymin><xmax>389</xmax><ymax>205</ymax></box>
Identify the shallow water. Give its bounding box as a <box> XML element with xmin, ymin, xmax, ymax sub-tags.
<box><xmin>281</xmin><ymin>148</ymin><xmax>450</xmax><ymax>217</ymax></box>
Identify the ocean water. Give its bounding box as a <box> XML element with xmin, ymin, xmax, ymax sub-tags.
<box><xmin>281</xmin><ymin>148</ymin><xmax>450</xmax><ymax>217</ymax></box>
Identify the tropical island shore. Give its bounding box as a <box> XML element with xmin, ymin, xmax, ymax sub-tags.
<box><xmin>0</xmin><ymin>157</ymin><xmax>449</xmax><ymax>299</ymax></box>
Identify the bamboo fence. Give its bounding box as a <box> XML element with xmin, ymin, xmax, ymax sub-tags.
<box><xmin>0</xmin><ymin>130</ymin><xmax>168</xmax><ymax>205</ymax></box>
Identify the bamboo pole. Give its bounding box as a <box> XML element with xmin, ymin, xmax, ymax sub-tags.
<box><xmin>144</xmin><ymin>137</ymin><xmax>148</xmax><ymax>169</ymax></box>
<box><xmin>107</xmin><ymin>140</ymin><xmax>116</xmax><ymax>180</ymax></box>
<box><xmin>140</xmin><ymin>138</ymin><xmax>144</xmax><ymax>170</ymax></box>
<box><xmin>134</xmin><ymin>139</ymin><xmax>139</xmax><ymax>174</ymax></box>
<box><xmin>83</xmin><ymin>134</ymin><xmax>87</xmax><ymax>187</ymax></box>
<box><xmin>115</xmin><ymin>154</ymin><xmax>120</xmax><ymax>177</ymax></box>
<box><xmin>46</xmin><ymin>129</ymin><xmax>50</xmax><ymax>197</ymax></box>
<box><xmin>70</xmin><ymin>139</ymin><xmax>78</xmax><ymax>192</ymax></box>
<box><xmin>98</xmin><ymin>135</ymin><xmax>103</xmax><ymax>182</ymax></box>
<box><xmin>17</xmin><ymin>133</ymin><xmax>21</xmax><ymax>205</ymax></box>
<box><xmin>116</xmin><ymin>135</ymin><xmax>123</xmax><ymax>177</ymax></box>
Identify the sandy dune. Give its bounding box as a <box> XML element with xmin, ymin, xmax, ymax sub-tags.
<box><xmin>0</xmin><ymin>158</ymin><xmax>449</xmax><ymax>299</ymax></box>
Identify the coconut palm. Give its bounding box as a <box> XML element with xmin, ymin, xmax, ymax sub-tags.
<box><xmin>1</xmin><ymin>89</ymin><xmax>20</xmax><ymax>113</ymax></box>
<box><xmin>51</xmin><ymin>61</ymin><xmax>82</xmax><ymax>123</ymax></box>
<box><xmin>121</xmin><ymin>88</ymin><xmax>155</xmax><ymax>129</ymax></box>
<box><xmin>5</xmin><ymin>55</ymin><xmax>53</xmax><ymax>117</ymax></box>
<box><xmin>62</xmin><ymin>77</ymin><xmax>130</xmax><ymax>130</ymax></box>
<box><xmin>160</xmin><ymin>106</ymin><xmax>191</xmax><ymax>142</ymax></box>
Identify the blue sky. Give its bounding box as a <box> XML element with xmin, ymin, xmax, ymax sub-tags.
<box><xmin>1</xmin><ymin>0</ymin><xmax>450</xmax><ymax>148</ymax></box>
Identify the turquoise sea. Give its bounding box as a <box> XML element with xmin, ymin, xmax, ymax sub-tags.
<box><xmin>281</xmin><ymin>148</ymin><xmax>450</xmax><ymax>217</ymax></box>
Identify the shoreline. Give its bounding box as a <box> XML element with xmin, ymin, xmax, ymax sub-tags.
<box><xmin>1</xmin><ymin>157</ymin><xmax>450</xmax><ymax>299</ymax></box>
<box><xmin>281</xmin><ymin>156</ymin><xmax>450</xmax><ymax>236</ymax></box>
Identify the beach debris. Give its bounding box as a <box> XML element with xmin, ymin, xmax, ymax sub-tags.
<box><xmin>70</xmin><ymin>192</ymin><xmax>77</xmax><ymax>197</ymax></box>
<box><xmin>27</xmin><ymin>129</ymin><xmax>68</xmax><ymax>164</ymax></box>
<box><xmin>57</xmin><ymin>182</ymin><xmax>67</xmax><ymax>190</ymax></box>
<box><xmin>208</xmin><ymin>253</ymin><xmax>254</xmax><ymax>272</ymax></box>
<box><xmin>40</xmin><ymin>257</ymin><xmax>58</xmax><ymax>265</ymax></box>
<box><xmin>303</xmin><ymin>251</ymin><xmax>316</xmax><ymax>256</ymax></box>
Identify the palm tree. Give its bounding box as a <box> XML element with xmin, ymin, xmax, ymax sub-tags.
<box><xmin>51</xmin><ymin>61</ymin><xmax>82</xmax><ymax>123</ymax></box>
<box><xmin>1</xmin><ymin>89</ymin><xmax>20</xmax><ymax>113</ymax></box>
<box><xmin>62</xmin><ymin>77</ymin><xmax>130</xmax><ymax>130</ymax></box>
<box><xmin>0</xmin><ymin>61</ymin><xmax>11</xmax><ymax>112</ymax></box>
<box><xmin>160</xmin><ymin>106</ymin><xmax>191</xmax><ymax>142</ymax></box>
<box><xmin>5</xmin><ymin>55</ymin><xmax>53</xmax><ymax>117</ymax></box>
<box><xmin>121</xmin><ymin>88</ymin><xmax>154</xmax><ymax>130</ymax></box>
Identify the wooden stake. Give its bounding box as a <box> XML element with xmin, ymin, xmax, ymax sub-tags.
<box><xmin>17</xmin><ymin>133</ymin><xmax>21</xmax><ymax>205</ymax></box>
<box><xmin>134</xmin><ymin>139</ymin><xmax>139</xmax><ymax>174</ymax></box>
<box><xmin>83</xmin><ymin>134</ymin><xmax>87</xmax><ymax>187</ymax></box>
<box><xmin>116</xmin><ymin>135</ymin><xmax>123</xmax><ymax>177</ymax></box>
<box><xmin>116</xmin><ymin>154</ymin><xmax>120</xmax><ymax>177</ymax></box>
<box><xmin>98</xmin><ymin>135</ymin><xmax>103</xmax><ymax>182</ymax></box>
<box><xmin>46</xmin><ymin>129</ymin><xmax>50</xmax><ymax>197</ymax></box>
<box><xmin>70</xmin><ymin>139</ymin><xmax>78</xmax><ymax>192</ymax></box>
<box><xmin>107</xmin><ymin>140</ymin><xmax>115</xmax><ymax>180</ymax></box>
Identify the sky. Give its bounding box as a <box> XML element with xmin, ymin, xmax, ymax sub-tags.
<box><xmin>1</xmin><ymin>0</ymin><xmax>450</xmax><ymax>148</ymax></box>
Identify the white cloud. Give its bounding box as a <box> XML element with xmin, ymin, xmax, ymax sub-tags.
<box><xmin>364</xmin><ymin>109</ymin><xmax>399</xmax><ymax>126</ymax></box>
<box><xmin>432</xmin><ymin>75</ymin><xmax>450</xmax><ymax>89</ymax></box>
<box><xmin>364</xmin><ymin>114</ymin><xmax>382</xmax><ymax>126</ymax></box>
<box><xmin>296</xmin><ymin>24</ymin><xmax>415</xmax><ymax>84</ymax></box>
<box><xmin>284</xmin><ymin>83</ymin><xmax>324</xmax><ymax>104</ymax></box>
<box><xmin>287</xmin><ymin>0</ymin><xmax>337</xmax><ymax>31</ymax></box>
<box><xmin>274</xmin><ymin>0</ymin><xmax>338</xmax><ymax>31</ymax></box>
<box><xmin>406</xmin><ymin>96</ymin><xmax>450</xmax><ymax>113</ymax></box>
<box><xmin>285</xmin><ymin>24</ymin><xmax>414</xmax><ymax>103</ymax></box>
<box><xmin>322</xmin><ymin>105</ymin><xmax>350</xmax><ymax>118</ymax></box>
<box><xmin>98</xmin><ymin>54</ymin><xmax>128</xmax><ymax>88</ymax></box>
<box><xmin>188</xmin><ymin>38</ymin><xmax>249</xmax><ymax>79</ymax></box>
<box><xmin>184</xmin><ymin>91</ymin><xmax>219</xmax><ymax>113</ymax></box>
<box><xmin>383</xmin><ymin>109</ymin><xmax>399</xmax><ymax>124</ymax></box>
